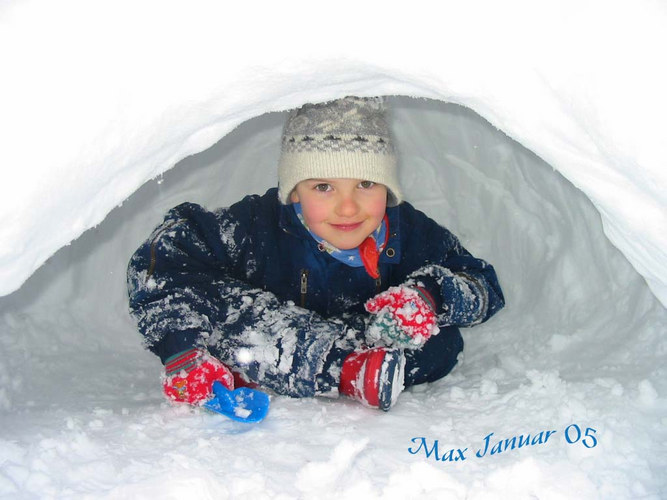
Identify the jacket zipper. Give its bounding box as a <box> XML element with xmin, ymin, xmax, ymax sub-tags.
<box><xmin>300</xmin><ymin>269</ymin><xmax>309</xmax><ymax>308</ymax></box>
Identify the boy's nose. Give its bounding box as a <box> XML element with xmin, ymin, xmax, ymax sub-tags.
<box><xmin>335</xmin><ymin>194</ymin><xmax>360</xmax><ymax>217</ymax></box>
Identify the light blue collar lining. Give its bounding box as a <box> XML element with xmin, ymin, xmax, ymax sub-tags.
<box><xmin>292</xmin><ymin>203</ymin><xmax>387</xmax><ymax>268</ymax></box>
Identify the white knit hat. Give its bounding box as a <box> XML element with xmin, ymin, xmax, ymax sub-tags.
<box><xmin>278</xmin><ymin>96</ymin><xmax>402</xmax><ymax>206</ymax></box>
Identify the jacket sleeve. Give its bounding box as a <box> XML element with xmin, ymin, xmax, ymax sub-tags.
<box><xmin>126</xmin><ymin>201</ymin><xmax>365</xmax><ymax>380</ymax></box>
<box><xmin>395</xmin><ymin>203</ymin><xmax>505</xmax><ymax>328</ymax></box>
<box><xmin>127</xmin><ymin>202</ymin><xmax>236</xmax><ymax>362</ymax></box>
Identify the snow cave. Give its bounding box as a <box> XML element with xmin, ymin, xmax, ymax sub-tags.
<box><xmin>1</xmin><ymin>1</ymin><xmax>665</xmax><ymax>498</ymax></box>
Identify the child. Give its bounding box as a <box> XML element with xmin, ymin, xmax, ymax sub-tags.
<box><xmin>127</xmin><ymin>96</ymin><xmax>504</xmax><ymax>411</ymax></box>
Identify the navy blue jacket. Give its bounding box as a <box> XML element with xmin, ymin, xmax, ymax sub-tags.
<box><xmin>127</xmin><ymin>188</ymin><xmax>504</xmax><ymax>395</ymax></box>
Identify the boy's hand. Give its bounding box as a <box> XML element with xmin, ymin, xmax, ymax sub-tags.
<box><xmin>365</xmin><ymin>286</ymin><xmax>439</xmax><ymax>348</ymax></box>
<box><xmin>163</xmin><ymin>348</ymin><xmax>234</xmax><ymax>405</ymax></box>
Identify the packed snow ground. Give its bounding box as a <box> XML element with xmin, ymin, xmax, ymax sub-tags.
<box><xmin>1</xmin><ymin>99</ymin><xmax>665</xmax><ymax>499</ymax></box>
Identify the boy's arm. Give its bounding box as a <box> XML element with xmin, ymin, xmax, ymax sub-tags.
<box><xmin>127</xmin><ymin>201</ymin><xmax>365</xmax><ymax>396</ymax></box>
<box><xmin>126</xmin><ymin>202</ymin><xmax>234</xmax><ymax>362</ymax></box>
<box><xmin>405</xmin><ymin>261</ymin><xmax>502</xmax><ymax>327</ymax></box>
<box><xmin>395</xmin><ymin>203</ymin><xmax>505</xmax><ymax>328</ymax></box>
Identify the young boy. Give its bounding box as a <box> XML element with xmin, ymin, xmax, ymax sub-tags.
<box><xmin>127</xmin><ymin>96</ymin><xmax>504</xmax><ymax>411</ymax></box>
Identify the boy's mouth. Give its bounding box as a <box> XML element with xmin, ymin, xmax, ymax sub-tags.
<box><xmin>330</xmin><ymin>222</ymin><xmax>363</xmax><ymax>232</ymax></box>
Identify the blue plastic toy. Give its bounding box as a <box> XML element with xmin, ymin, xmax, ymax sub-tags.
<box><xmin>203</xmin><ymin>381</ymin><xmax>270</xmax><ymax>423</ymax></box>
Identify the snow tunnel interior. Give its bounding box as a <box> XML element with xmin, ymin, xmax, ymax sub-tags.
<box><xmin>1</xmin><ymin>95</ymin><xmax>664</xmax><ymax>410</ymax></box>
<box><xmin>1</xmin><ymin>94</ymin><xmax>665</xmax><ymax>497</ymax></box>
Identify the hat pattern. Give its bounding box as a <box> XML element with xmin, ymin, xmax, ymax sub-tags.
<box><xmin>282</xmin><ymin>97</ymin><xmax>394</xmax><ymax>156</ymax></box>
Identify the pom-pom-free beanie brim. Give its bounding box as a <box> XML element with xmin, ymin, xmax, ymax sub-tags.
<box><xmin>278</xmin><ymin>147</ymin><xmax>400</xmax><ymax>205</ymax></box>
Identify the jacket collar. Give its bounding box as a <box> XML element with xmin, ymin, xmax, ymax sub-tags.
<box><xmin>381</xmin><ymin>204</ymin><xmax>402</xmax><ymax>263</ymax></box>
<box><xmin>278</xmin><ymin>200</ymin><xmax>402</xmax><ymax>263</ymax></box>
<box><xmin>279</xmin><ymin>201</ymin><xmax>310</xmax><ymax>239</ymax></box>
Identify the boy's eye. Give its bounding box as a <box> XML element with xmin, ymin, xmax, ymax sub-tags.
<box><xmin>314</xmin><ymin>183</ymin><xmax>332</xmax><ymax>192</ymax></box>
<box><xmin>359</xmin><ymin>181</ymin><xmax>375</xmax><ymax>189</ymax></box>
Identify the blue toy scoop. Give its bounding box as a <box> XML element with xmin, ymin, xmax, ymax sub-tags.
<box><xmin>203</xmin><ymin>381</ymin><xmax>270</xmax><ymax>423</ymax></box>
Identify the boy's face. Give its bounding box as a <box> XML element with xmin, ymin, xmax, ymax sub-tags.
<box><xmin>290</xmin><ymin>178</ymin><xmax>388</xmax><ymax>250</ymax></box>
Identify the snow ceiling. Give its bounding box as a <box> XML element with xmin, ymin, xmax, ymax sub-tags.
<box><xmin>1</xmin><ymin>0</ymin><xmax>666</xmax><ymax>305</ymax></box>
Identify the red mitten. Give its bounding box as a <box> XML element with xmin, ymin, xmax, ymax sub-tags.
<box><xmin>365</xmin><ymin>286</ymin><xmax>439</xmax><ymax>348</ymax></box>
<box><xmin>163</xmin><ymin>348</ymin><xmax>234</xmax><ymax>405</ymax></box>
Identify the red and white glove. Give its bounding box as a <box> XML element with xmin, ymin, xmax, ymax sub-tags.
<box><xmin>163</xmin><ymin>348</ymin><xmax>234</xmax><ymax>405</ymax></box>
<box><xmin>365</xmin><ymin>286</ymin><xmax>439</xmax><ymax>348</ymax></box>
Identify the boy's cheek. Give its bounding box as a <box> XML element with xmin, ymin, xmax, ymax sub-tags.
<box><xmin>365</xmin><ymin>199</ymin><xmax>387</xmax><ymax>221</ymax></box>
<box><xmin>372</xmin><ymin>198</ymin><xmax>388</xmax><ymax>216</ymax></box>
<box><xmin>301</xmin><ymin>203</ymin><xmax>329</xmax><ymax>225</ymax></box>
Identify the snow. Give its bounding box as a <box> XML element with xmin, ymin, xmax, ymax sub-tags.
<box><xmin>0</xmin><ymin>1</ymin><xmax>666</xmax><ymax>499</ymax></box>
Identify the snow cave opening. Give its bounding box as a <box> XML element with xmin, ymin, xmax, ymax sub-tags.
<box><xmin>0</xmin><ymin>95</ymin><xmax>664</xmax><ymax>498</ymax></box>
<box><xmin>2</xmin><ymin>95</ymin><xmax>662</xmax><ymax>397</ymax></box>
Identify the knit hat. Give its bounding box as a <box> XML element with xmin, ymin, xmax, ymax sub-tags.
<box><xmin>278</xmin><ymin>96</ymin><xmax>402</xmax><ymax>206</ymax></box>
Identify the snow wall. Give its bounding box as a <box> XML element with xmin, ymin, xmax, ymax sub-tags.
<box><xmin>1</xmin><ymin>1</ymin><xmax>666</xmax><ymax>498</ymax></box>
